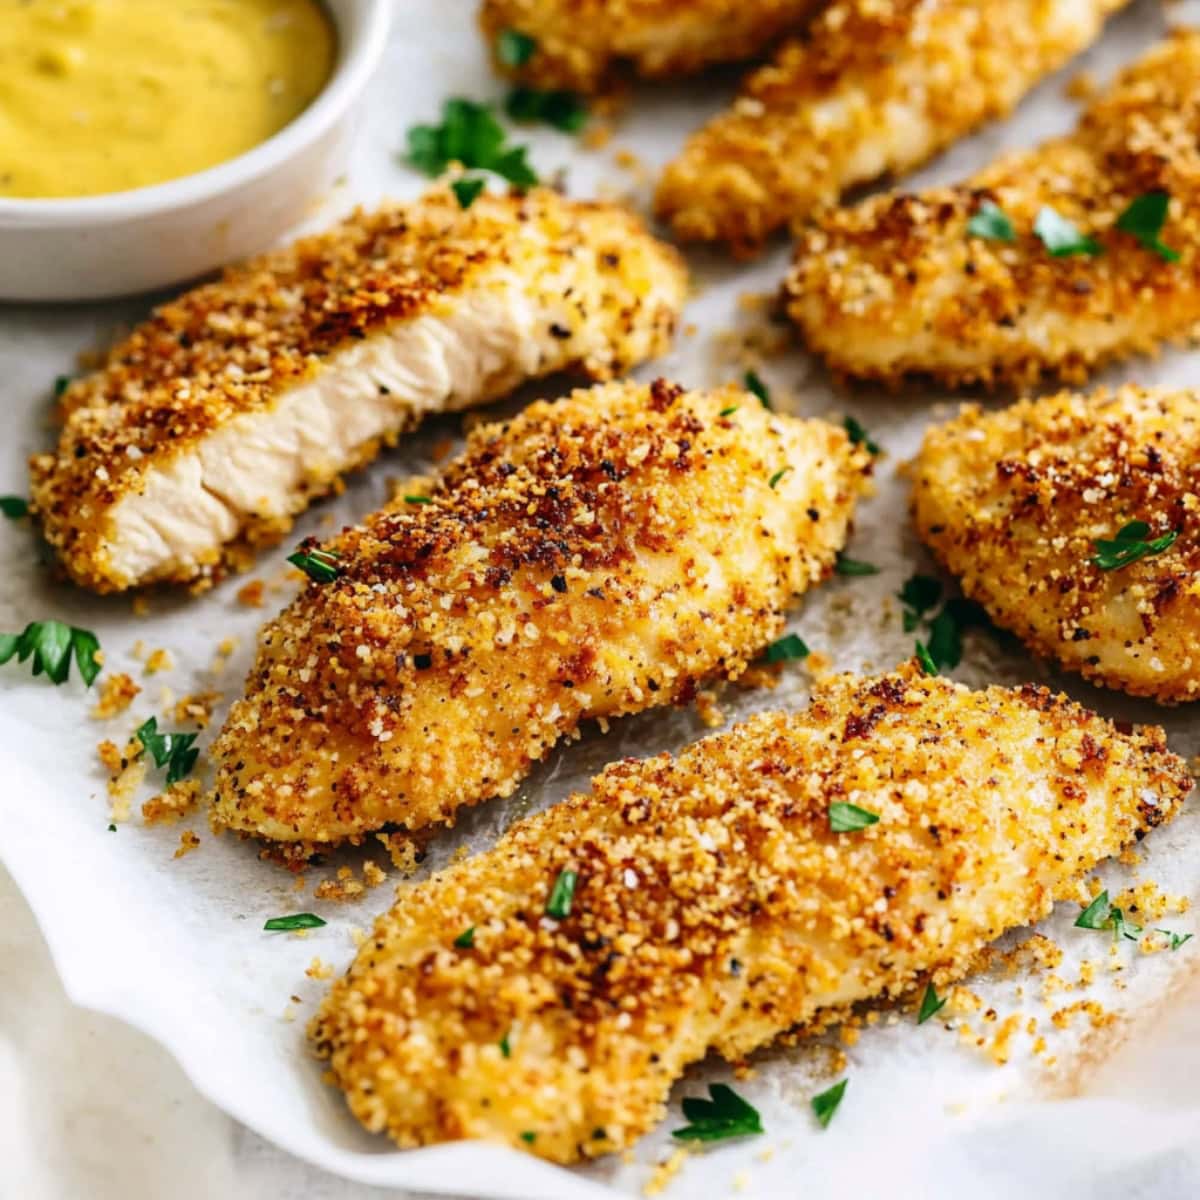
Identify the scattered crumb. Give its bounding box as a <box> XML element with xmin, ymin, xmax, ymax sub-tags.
<box><xmin>376</xmin><ymin>832</ymin><xmax>423</xmax><ymax>875</ymax></box>
<box><xmin>144</xmin><ymin>647</ymin><xmax>173</xmax><ymax>675</ymax></box>
<box><xmin>106</xmin><ymin>739</ymin><xmax>146</xmax><ymax>823</ymax></box>
<box><xmin>143</xmin><ymin>779</ymin><xmax>202</xmax><ymax>825</ymax></box>
<box><xmin>236</xmin><ymin>579</ymin><xmax>266</xmax><ymax>607</ymax></box>
<box><xmin>362</xmin><ymin>860</ymin><xmax>387</xmax><ymax>889</ymax></box>
<box><xmin>282</xmin><ymin>1003</ymin><xmax>298</xmax><ymax>1023</ymax></box>
<box><xmin>349</xmin><ymin>925</ymin><xmax>367</xmax><ymax>947</ymax></box>
<box><xmin>131</xmin><ymin>594</ymin><xmax>151</xmax><ymax>617</ymax></box>
<box><xmin>730</xmin><ymin>1169</ymin><xmax>750</xmax><ymax>1194</ymax></box>
<box><xmin>1065</xmin><ymin>71</ymin><xmax>1096</xmax><ymax>101</ymax></box>
<box><xmin>97</xmin><ymin>739</ymin><xmax>123</xmax><ymax>774</ymax></box>
<box><xmin>306</xmin><ymin>956</ymin><xmax>334</xmax><ymax>981</ymax></box>
<box><xmin>314</xmin><ymin>875</ymin><xmax>365</xmax><ymax>902</ymax></box>
<box><xmin>174</xmin><ymin>830</ymin><xmax>201</xmax><ymax>858</ymax></box>
<box><xmin>582</xmin><ymin>120</ymin><xmax>613</xmax><ymax>151</ymax></box>
<box><xmin>693</xmin><ymin>689</ymin><xmax>725</xmax><ymax>728</ymax></box>
<box><xmin>732</xmin><ymin>664</ymin><xmax>779</xmax><ymax>692</ymax></box>
<box><xmin>172</xmin><ymin>690</ymin><xmax>222</xmax><ymax>729</ymax></box>
<box><xmin>644</xmin><ymin>1148</ymin><xmax>687</xmax><ymax>1197</ymax></box>
<box><xmin>91</xmin><ymin>672</ymin><xmax>140</xmax><ymax>719</ymax></box>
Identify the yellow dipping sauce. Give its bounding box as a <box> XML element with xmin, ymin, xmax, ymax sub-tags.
<box><xmin>0</xmin><ymin>0</ymin><xmax>336</xmax><ymax>199</ymax></box>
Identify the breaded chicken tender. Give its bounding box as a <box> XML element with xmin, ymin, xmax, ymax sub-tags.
<box><xmin>914</xmin><ymin>386</ymin><xmax>1200</xmax><ymax>702</ymax></box>
<box><xmin>479</xmin><ymin>0</ymin><xmax>820</xmax><ymax>93</ymax></box>
<box><xmin>30</xmin><ymin>188</ymin><xmax>686</xmax><ymax>593</ymax></box>
<box><xmin>787</xmin><ymin>29</ymin><xmax>1200</xmax><ymax>387</ymax></box>
<box><xmin>209</xmin><ymin>379</ymin><xmax>872</xmax><ymax>845</ymax></box>
<box><xmin>658</xmin><ymin>0</ymin><xmax>1127</xmax><ymax>255</ymax></box>
<box><xmin>310</xmin><ymin>663</ymin><xmax>1191</xmax><ymax>1162</ymax></box>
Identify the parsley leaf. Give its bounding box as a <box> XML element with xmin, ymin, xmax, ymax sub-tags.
<box><xmin>288</xmin><ymin>544</ymin><xmax>342</xmax><ymax>584</ymax></box>
<box><xmin>967</xmin><ymin>200</ymin><xmax>1015</xmax><ymax>242</ymax></box>
<box><xmin>899</xmin><ymin>574</ymin><xmax>942</xmax><ymax>633</ymax></box>
<box><xmin>918</xmin><ymin>983</ymin><xmax>947</xmax><ymax>1025</ymax></box>
<box><xmin>136</xmin><ymin>716</ymin><xmax>200</xmax><ymax>785</ymax></box>
<box><xmin>1157</xmin><ymin>929</ymin><xmax>1193</xmax><ymax>951</ymax></box>
<box><xmin>764</xmin><ymin>633</ymin><xmax>808</xmax><ymax>663</ymax></box>
<box><xmin>404</xmin><ymin>98</ymin><xmax>538</xmax><ymax>187</ymax></box>
<box><xmin>263</xmin><ymin>913</ymin><xmax>326</xmax><ymax>931</ymax></box>
<box><xmin>1092</xmin><ymin>520</ymin><xmax>1177</xmax><ymax>571</ymax></box>
<box><xmin>1034</xmin><ymin>206</ymin><xmax>1102</xmax><ymax>257</ymax></box>
<box><xmin>404</xmin><ymin>494</ymin><xmax>434</xmax><ymax>505</ymax></box>
<box><xmin>0</xmin><ymin>496</ymin><xmax>28</xmax><ymax>519</ymax></box>
<box><xmin>451</xmin><ymin>176</ymin><xmax>487</xmax><ymax>209</ymax></box>
<box><xmin>811</xmin><ymin>1079</ymin><xmax>847</xmax><ymax>1128</ymax></box>
<box><xmin>497</xmin><ymin>28</ymin><xmax>537</xmax><ymax>68</ymax></box>
<box><xmin>500</xmin><ymin>1029</ymin><xmax>512</xmax><ymax>1058</ymax></box>
<box><xmin>768</xmin><ymin>467</ymin><xmax>790</xmax><ymax>489</ymax></box>
<box><xmin>835</xmin><ymin>553</ymin><xmax>879</xmax><ymax>576</ymax></box>
<box><xmin>53</xmin><ymin>374</ymin><xmax>72</xmax><ymax>399</ymax></box>
<box><xmin>454</xmin><ymin>926</ymin><xmax>475</xmax><ymax>948</ymax></box>
<box><xmin>718</xmin><ymin>406</ymin><xmax>739</xmax><ymax>417</ymax></box>
<box><xmin>1116</xmin><ymin>191</ymin><xmax>1180</xmax><ymax>263</ymax></box>
<box><xmin>505</xmin><ymin>86</ymin><xmax>588</xmax><ymax>133</ymax></box>
<box><xmin>672</xmin><ymin>1083</ymin><xmax>763</xmax><ymax>1143</ymax></box>
<box><xmin>1074</xmin><ymin>891</ymin><xmax>1112</xmax><ymax>930</ymax></box>
<box><xmin>743</xmin><ymin>371</ymin><xmax>771</xmax><ymax>409</ymax></box>
<box><xmin>546</xmin><ymin>868</ymin><xmax>578</xmax><ymax>919</ymax></box>
<box><xmin>843</xmin><ymin>415</ymin><xmax>880</xmax><ymax>456</ymax></box>
<box><xmin>0</xmin><ymin>620</ymin><xmax>101</xmax><ymax>686</ymax></box>
<box><xmin>915</xmin><ymin>641</ymin><xmax>938</xmax><ymax>676</ymax></box>
<box><xmin>829</xmin><ymin>802</ymin><xmax>879</xmax><ymax>833</ymax></box>
<box><xmin>519</xmin><ymin>1131</ymin><xmax>537</xmax><ymax>1144</ymax></box>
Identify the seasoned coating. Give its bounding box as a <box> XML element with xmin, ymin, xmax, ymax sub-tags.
<box><xmin>657</xmin><ymin>0</ymin><xmax>1126</xmax><ymax>255</ymax></box>
<box><xmin>209</xmin><ymin>379</ymin><xmax>871</xmax><ymax>844</ymax></box>
<box><xmin>479</xmin><ymin>0</ymin><xmax>820</xmax><ymax>93</ymax></box>
<box><xmin>310</xmin><ymin>663</ymin><xmax>1191</xmax><ymax>1162</ymax></box>
<box><xmin>29</xmin><ymin>187</ymin><xmax>686</xmax><ymax>593</ymax></box>
<box><xmin>787</xmin><ymin>29</ymin><xmax>1200</xmax><ymax>387</ymax></box>
<box><xmin>914</xmin><ymin>386</ymin><xmax>1200</xmax><ymax>702</ymax></box>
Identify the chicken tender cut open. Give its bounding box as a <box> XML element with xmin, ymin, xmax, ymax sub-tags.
<box><xmin>914</xmin><ymin>386</ymin><xmax>1200</xmax><ymax>702</ymax></box>
<box><xmin>787</xmin><ymin>29</ymin><xmax>1200</xmax><ymax>387</ymax></box>
<box><xmin>209</xmin><ymin>378</ymin><xmax>872</xmax><ymax>846</ymax></box>
<box><xmin>657</xmin><ymin>0</ymin><xmax>1128</xmax><ymax>255</ymax></box>
<box><xmin>479</xmin><ymin>0</ymin><xmax>820</xmax><ymax>93</ymax></box>
<box><xmin>29</xmin><ymin>187</ymin><xmax>686</xmax><ymax>594</ymax></box>
<box><xmin>310</xmin><ymin>662</ymin><xmax>1191</xmax><ymax>1162</ymax></box>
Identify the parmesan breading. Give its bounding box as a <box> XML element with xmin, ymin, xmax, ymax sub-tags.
<box><xmin>30</xmin><ymin>187</ymin><xmax>686</xmax><ymax>593</ymax></box>
<box><xmin>310</xmin><ymin>664</ymin><xmax>1191</xmax><ymax>1162</ymax></box>
<box><xmin>786</xmin><ymin>29</ymin><xmax>1200</xmax><ymax>386</ymax></box>
<box><xmin>657</xmin><ymin>0</ymin><xmax>1127</xmax><ymax>255</ymax></box>
<box><xmin>209</xmin><ymin>379</ymin><xmax>871</xmax><ymax>845</ymax></box>
<box><xmin>913</xmin><ymin>386</ymin><xmax>1200</xmax><ymax>702</ymax></box>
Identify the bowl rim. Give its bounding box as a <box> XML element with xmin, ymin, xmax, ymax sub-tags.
<box><xmin>0</xmin><ymin>0</ymin><xmax>392</xmax><ymax>227</ymax></box>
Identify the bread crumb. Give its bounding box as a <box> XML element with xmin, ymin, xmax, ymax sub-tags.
<box><xmin>306</xmin><ymin>956</ymin><xmax>334</xmax><ymax>981</ymax></box>
<box><xmin>236</xmin><ymin>579</ymin><xmax>266</xmax><ymax>607</ymax></box>
<box><xmin>644</xmin><ymin>1148</ymin><xmax>687</xmax><ymax>1197</ymax></box>
<box><xmin>1065</xmin><ymin>71</ymin><xmax>1096</xmax><ymax>101</ymax></box>
<box><xmin>174</xmin><ymin>830</ymin><xmax>201</xmax><ymax>858</ymax></box>
<box><xmin>97</xmin><ymin>739</ymin><xmax>123</xmax><ymax>773</ymax></box>
<box><xmin>144</xmin><ymin>647</ymin><xmax>173</xmax><ymax>675</ymax></box>
<box><xmin>172</xmin><ymin>690</ymin><xmax>222</xmax><ymax>729</ymax></box>
<box><xmin>106</xmin><ymin>739</ymin><xmax>147</xmax><ymax>823</ymax></box>
<box><xmin>375</xmin><ymin>831</ymin><xmax>423</xmax><ymax>875</ymax></box>
<box><xmin>91</xmin><ymin>672</ymin><xmax>140</xmax><ymax>719</ymax></box>
<box><xmin>582</xmin><ymin>120</ymin><xmax>613</xmax><ymax>151</ymax></box>
<box><xmin>131</xmin><ymin>595</ymin><xmax>151</xmax><ymax>617</ymax></box>
<box><xmin>363</xmin><ymin>860</ymin><xmax>387</xmax><ymax>889</ymax></box>
<box><xmin>143</xmin><ymin>779</ymin><xmax>202</xmax><ymax>825</ymax></box>
<box><xmin>693</xmin><ymin>689</ymin><xmax>725</xmax><ymax>728</ymax></box>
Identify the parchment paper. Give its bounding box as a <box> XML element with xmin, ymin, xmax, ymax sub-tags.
<box><xmin>2</xmin><ymin>3</ymin><xmax>1200</xmax><ymax>1197</ymax></box>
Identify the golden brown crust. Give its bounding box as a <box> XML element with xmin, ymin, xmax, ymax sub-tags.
<box><xmin>478</xmin><ymin>0</ymin><xmax>819</xmax><ymax>92</ymax></box>
<box><xmin>209</xmin><ymin>379</ymin><xmax>871</xmax><ymax>844</ymax></box>
<box><xmin>29</xmin><ymin>187</ymin><xmax>686</xmax><ymax>592</ymax></box>
<box><xmin>913</xmin><ymin>386</ymin><xmax>1200</xmax><ymax>702</ymax></box>
<box><xmin>310</xmin><ymin>663</ymin><xmax>1191</xmax><ymax>1162</ymax></box>
<box><xmin>786</xmin><ymin>28</ymin><xmax>1200</xmax><ymax>386</ymax></box>
<box><xmin>658</xmin><ymin>0</ymin><xmax>1127</xmax><ymax>255</ymax></box>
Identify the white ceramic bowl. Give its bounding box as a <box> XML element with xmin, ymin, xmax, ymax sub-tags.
<box><xmin>0</xmin><ymin>0</ymin><xmax>390</xmax><ymax>302</ymax></box>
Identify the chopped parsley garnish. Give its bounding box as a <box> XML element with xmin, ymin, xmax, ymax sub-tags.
<box><xmin>454</xmin><ymin>926</ymin><xmax>475</xmax><ymax>948</ymax></box>
<box><xmin>135</xmin><ymin>717</ymin><xmax>200</xmax><ymax>785</ymax></box>
<box><xmin>1073</xmin><ymin>890</ymin><xmax>1140</xmax><ymax>941</ymax></box>
<box><xmin>843</xmin><ymin>415</ymin><xmax>880</xmax><ymax>456</ymax></box>
<box><xmin>1034</xmin><ymin>206</ymin><xmax>1102</xmax><ymax>257</ymax></box>
<box><xmin>405</xmin><ymin>98</ymin><xmax>538</xmax><ymax>188</ymax></box>
<box><xmin>500</xmin><ymin>1029</ymin><xmax>512</xmax><ymax>1057</ymax></box>
<box><xmin>764</xmin><ymin>633</ymin><xmax>809</xmax><ymax>663</ymax></box>
<box><xmin>0</xmin><ymin>620</ymin><xmax>101</xmax><ymax>686</ymax></box>
<box><xmin>918</xmin><ymin>983</ymin><xmax>947</xmax><ymax>1025</ymax></box>
<box><xmin>915</xmin><ymin>641</ymin><xmax>938</xmax><ymax>676</ymax></box>
<box><xmin>1157</xmin><ymin>929</ymin><xmax>1193</xmax><ymax>951</ymax></box>
<box><xmin>496</xmin><ymin>28</ymin><xmax>537</xmax><ymax>67</ymax></box>
<box><xmin>288</xmin><ymin>545</ymin><xmax>342</xmax><ymax>584</ymax></box>
<box><xmin>899</xmin><ymin>574</ymin><xmax>942</xmax><ymax>632</ymax></box>
<box><xmin>107</xmin><ymin>823</ymin><xmax>117</xmax><ymax>832</ymax></box>
<box><xmin>966</xmin><ymin>200</ymin><xmax>1016</xmax><ymax>243</ymax></box>
<box><xmin>451</xmin><ymin>176</ymin><xmax>487</xmax><ymax>209</ymax></box>
<box><xmin>263</xmin><ymin>913</ymin><xmax>326</xmax><ymax>931</ymax></box>
<box><xmin>718</xmin><ymin>406</ymin><xmax>740</xmax><ymax>417</ymax></box>
<box><xmin>672</xmin><ymin>1083</ymin><xmax>763</xmax><ymax>1143</ymax></box>
<box><xmin>768</xmin><ymin>467</ymin><xmax>790</xmax><ymax>489</ymax></box>
<box><xmin>505</xmin><ymin>86</ymin><xmax>588</xmax><ymax>134</ymax></box>
<box><xmin>1116</xmin><ymin>191</ymin><xmax>1179</xmax><ymax>263</ymax></box>
<box><xmin>519</xmin><ymin>1131</ymin><xmax>537</xmax><ymax>1144</ymax></box>
<box><xmin>834</xmin><ymin>553</ymin><xmax>879</xmax><ymax>576</ymax></box>
<box><xmin>546</xmin><ymin>868</ymin><xmax>578</xmax><ymax>918</ymax></box>
<box><xmin>743</xmin><ymin>371</ymin><xmax>771</xmax><ymax>409</ymax></box>
<box><xmin>829</xmin><ymin>802</ymin><xmax>880</xmax><ymax>833</ymax></box>
<box><xmin>811</xmin><ymin>1078</ymin><xmax>847</xmax><ymax>1128</ymax></box>
<box><xmin>404</xmin><ymin>494</ymin><xmax>434</xmax><ymax>505</ymax></box>
<box><xmin>1092</xmin><ymin>520</ymin><xmax>1177</xmax><ymax>571</ymax></box>
<box><xmin>53</xmin><ymin>374</ymin><xmax>72</xmax><ymax>399</ymax></box>
<box><xmin>0</xmin><ymin>496</ymin><xmax>28</xmax><ymax>519</ymax></box>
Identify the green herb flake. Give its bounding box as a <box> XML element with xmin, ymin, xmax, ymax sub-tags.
<box><xmin>497</xmin><ymin>28</ymin><xmax>537</xmax><ymax>68</ymax></box>
<box><xmin>454</xmin><ymin>926</ymin><xmax>475</xmax><ymax>948</ymax></box>
<box><xmin>835</xmin><ymin>553</ymin><xmax>879</xmax><ymax>577</ymax></box>
<box><xmin>135</xmin><ymin>716</ymin><xmax>200</xmax><ymax>785</ymax></box>
<box><xmin>743</xmin><ymin>371</ymin><xmax>771</xmax><ymax>409</ymax></box>
<box><xmin>764</xmin><ymin>633</ymin><xmax>809</xmax><ymax>663</ymax></box>
<box><xmin>1034</xmin><ymin>206</ymin><xmax>1102</xmax><ymax>258</ymax></box>
<box><xmin>926</xmin><ymin>607</ymin><xmax>964</xmax><ymax>671</ymax></box>
<box><xmin>1092</xmin><ymin>520</ymin><xmax>1177</xmax><ymax>571</ymax></box>
<box><xmin>718</xmin><ymin>406</ymin><xmax>739</xmax><ymax>417</ymax></box>
<box><xmin>404</xmin><ymin>98</ymin><xmax>538</xmax><ymax>187</ymax></box>
<box><xmin>915</xmin><ymin>641</ymin><xmax>938</xmax><ymax>676</ymax></box>
<box><xmin>404</xmin><ymin>495</ymin><xmax>434</xmax><ymax>505</ymax></box>
<box><xmin>899</xmin><ymin>574</ymin><xmax>942</xmax><ymax>632</ymax></box>
<box><xmin>500</xmin><ymin>1030</ymin><xmax>512</xmax><ymax>1058</ymax></box>
<box><xmin>843</xmin><ymin>415</ymin><xmax>880</xmax><ymax>456</ymax></box>
<box><xmin>966</xmin><ymin>200</ymin><xmax>1016</xmax><ymax>243</ymax></box>
<box><xmin>0</xmin><ymin>620</ymin><xmax>102</xmax><ymax>686</ymax></box>
<box><xmin>264</xmin><ymin>913</ymin><xmax>326</xmax><ymax>931</ymax></box>
<box><xmin>53</xmin><ymin>374</ymin><xmax>72</xmax><ymax>399</ymax></box>
<box><xmin>288</xmin><ymin>544</ymin><xmax>342</xmax><ymax>584</ymax></box>
<box><xmin>451</xmin><ymin>176</ymin><xmax>486</xmax><ymax>210</ymax></box>
<box><xmin>505</xmin><ymin>86</ymin><xmax>588</xmax><ymax>134</ymax></box>
<box><xmin>811</xmin><ymin>1079</ymin><xmax>847</xmax><ymax>1129</ymax></box>
<box><xmin>672</xmin><ymin>1083</ymin><xmax>763</xmax><ymax>1143</ymax></box>
<box><xmin>768</xmin><ymin>467</ymin><xmax>791</xmax><ymax>489</ymax></box>
<box><xmin>0</xmin><ymin>496</ymin><xmax>29</xmax><ymax>519</ymax></box>
<box><xmin>1157</xmin><ymin>929</ymin><xmax>1193</xmax><ymax>951</ymax></box>
<box><xmin>918</xmin><ymin>983</ymin><xmax>947</xmax><ymax>1025</ymax></box>
<box><xmin>519</xmin><ymin>1131</ymin><xmax>537</xmax><ymax>1144</ymax></box>
<box><xmin>1116</xmin><ymin>191</ymin><xmax>1180</xmax><ymax>263</ymax></box>
<box><xmin>546</xmin><ymin>868</ymin><xmax>578</xmax><ymax>919</ymax></box>
<box><xmin>107</xmin><ymin>823</ymin><xmax>117</xmax><ymax>832</ymax></box>
<box><xmin>829</xmin><ymin>802</ymin><xmax>880</xmax><ymax>834</ymax></box>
